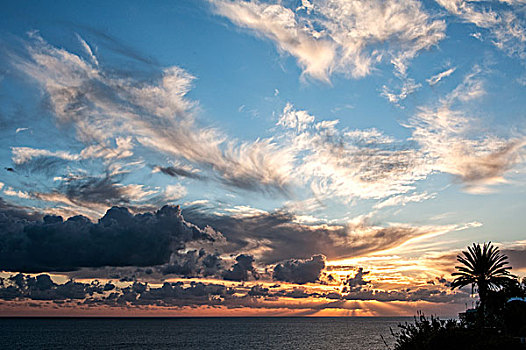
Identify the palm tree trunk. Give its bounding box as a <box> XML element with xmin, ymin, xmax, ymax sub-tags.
<box><xmin>478</xmin><ymin>282</ymin><xmax>487</xmax><ymax>329</ymax></box>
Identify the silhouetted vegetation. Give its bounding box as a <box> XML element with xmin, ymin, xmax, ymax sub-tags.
<box><xmin>390</xmin><ymin>242</ymin><xmax>526</xmax><ymax>349</ymax></box>
<box><xmin>391</xmin><ymin>312</ymin><xmax>524</xmax><ymax>350</ymax></box>
<box><xmin>451</xmin><ymin>242</ymin><xmax>513</xmax><ymax>325</ymax></box>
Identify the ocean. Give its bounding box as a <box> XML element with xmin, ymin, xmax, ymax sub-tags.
<box><xmin>0</xmin><ymin>317</ymin><xmax>413</xmax><ymax>349</ymax></box>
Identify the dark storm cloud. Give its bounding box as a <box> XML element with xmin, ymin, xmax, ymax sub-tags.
<box><xmin>223</xmin><ymin>254</ymin><xmax>259</xmax><ymax>281</ymax></box>
<box><xmin>81</xmin><ymin>280</ymin><xmax>234</xmax><ymax>308</ymax></box>
<box><xmin>0</xmin><ymin>197</ymin><xmax>42</xmax><ymax>221</ymax></box>
<box><xmin>248</xmin><ymin>284</ymin><xmax>270</xmax><ymax>297</ymax></box>
<box><xmin>0</xmin><ymin>272</ymin><xmax>471</xmax><ymax>308</ymax></box>
<box><xmin>273</xmin><ymin>255</ymin><xmax>326</xmax><ymax>284</ymax></box>
<box><xmin>0</xmin><ymin>204</ymin><xmax>219</xmax><ymax>272</ymax></box>
<box><xmin>344</xmin><ymin>268</ymin><xmax>370</xmax><ymax>291</ymax></box>
<box><xmin>502</xmin><ymin>247</ymin><xmax>526</xmax><ymax>270</ymax></box>
<box><xmin>134</xmin><ymin>281</ymin><xmax>231</xmax><ymax>307</ymax></box>
<box><xmin>0</xmin><ymin>273</ymin><xmax>110</xmax><ymax>301</ymax></box>
<box><xmin>160</xmin><ymin>249</ymin><xmax>223</xmax><ymax>277</ymax></box>
<box><xmin>182</xmin><ymin>207</ymin><xmax>431</xmax><ymax>264</ymax></box>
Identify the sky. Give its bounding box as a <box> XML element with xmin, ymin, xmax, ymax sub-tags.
<box><xmin>0</xmin><ymin>0</ymin><xmax>526</xmax><ymax>317</ymax></box>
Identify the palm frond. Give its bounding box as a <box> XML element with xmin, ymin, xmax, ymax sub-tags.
<box><xmin>451</xmin><ymin>242</ymin><xmax>513</xmax><ymax>299</ymax></box>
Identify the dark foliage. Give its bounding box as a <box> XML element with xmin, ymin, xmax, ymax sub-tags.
<box><xmin>390</xmin><ymin>243</ymin><xmax>526</xmax><ymax>349</ymax></box>
<box><xmin>391</xmin><ymin>312</ymin><xmax>523</xmax><ymax>350</ymax></box>
<box><xmin>451</xmin><ymin>242</ymin><xmax>513</xmax><ymax>311</ymax></box>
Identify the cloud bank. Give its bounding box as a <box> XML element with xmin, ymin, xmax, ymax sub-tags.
<box><xmin>0</xmin><ymin>204</ymin><xmax>219</xmax><ymax>272</ymax></box>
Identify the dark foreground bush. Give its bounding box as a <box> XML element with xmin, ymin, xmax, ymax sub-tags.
<box><xmin>391</xmin><ymin>313</ymin><xmax>524</xmax><ymax>350</ymax></box>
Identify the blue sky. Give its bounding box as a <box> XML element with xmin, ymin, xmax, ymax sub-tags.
<box><xmin>0</xmin><ymin>0</ymin><xmax>525</xmax><ymax>316</ymax></box>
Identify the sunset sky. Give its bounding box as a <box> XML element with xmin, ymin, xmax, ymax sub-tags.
<box><xmin>1</xmin><ymin>0</ymin><xmax>526</xmax><ymax>317</ymax></box>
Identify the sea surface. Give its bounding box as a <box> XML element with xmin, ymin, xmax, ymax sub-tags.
<box><xmin>0</xmin><ymin>317</ymin><xmax>414</xmax><ymax>349</ymax></box>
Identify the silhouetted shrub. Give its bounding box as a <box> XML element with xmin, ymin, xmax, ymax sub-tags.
<box><xmin>391</xmin><ymin>312</ymin><xmax>523</xmax><ymax>350</ymax></box>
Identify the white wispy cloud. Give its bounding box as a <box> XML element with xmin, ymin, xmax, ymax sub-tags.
<box><xmin>374</xmin><ymin>192</ymin><xmax>436</xmax><ymax>209</ymax></box>
<box><xmin>276</xmin><ymin>103</ymin><xmax>315</xmax><ymax>132</ymax></box>
<box><xmin>119</xmin><ymin>184</ymin><xmax>158</xmax><ymax>201</ymax></box>
<box><xmin>381</xmin><ymin>78</ymin><xmax>421</xmax><ymax>104</ymax></box>
<box><xmin>12</xmin><ymin>35</ymin><xmax>296</xmax><ymax>195</ymax></box>
<box><xmin>276</xmin><ymin>104</ymin><xmax>429</xmax><ymax>201</ymax></box>
<box><xmin>75</xmin><ymin>33</ymin><xmax>99</xmax><ymax>66</ymax></box>
<box><xmin>426</xmin><ymin>67</ymin><xmax>456</xmax><ymax>86</ymax></box>
<box><xmin>211</xmin><ymin>0</ymin><xmax>336</xmax><ymax>82</ymax></box>
<box><xmin>12</xmin><ymin>137</ymin><xmax>134</xmax><ymax>165</ymax></box>
<box><xmin>3</xmin><ymin>187</ymin><xmax>31</xmax><ymax>199</ymax></box>
<box><xmin>9</xmin><ymin>33</ymin><xmax>526</xmax><ymax>212</ymax></box>
<box><xmin>79</xmin><ymin>136</ymin><xmax>134</xmax><ymax>160</ymax></box>
<box><xmin>11</xmin><ymin>147</ymin><xmax>80</xmax><ymax>164</ymax></box>
<box><xmin>164</xmin><ymin>184</ymin><xmax>188</xmax><ymax>201</ymax></box>
<box><xmin>437</xmin><ymin>0</ymin><xmax>526</xmax><ymax>58</ymax></box>
<box><xmin>408</xmin><ymin>68</ymin><xmax>526</xmax><ymax>193</ymax></box>
<box><xmin>445</xmin><ymin>65</ymin><xmax>485</xmax><ymax>103</ymax></box>
<box><xmin>211</xmin><ymin>0</ymin><xmax>445</xmax><ymax>81</ymax></box>
<box><xmin>279</xmin><ymin>66</ymin><xmax>525</xmax><ymax>199</ymax></box>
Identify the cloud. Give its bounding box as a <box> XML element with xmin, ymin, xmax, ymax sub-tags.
<box><xmin>12</xmin><ymin>156</ymin><xmax>71</xmax><ymax>177</ymax></box>
<box><xmin>160</xmin><ymin>249</ymin><xmax>223</xmax><ymax>277</ymax></box>
<box><xmin>211</xmin><ymin>0</ymin><xmax>445</xmax><ymax>81</ymax></box>
<box><xmin>407</xmin><ymin>69</ymin><xmax>526</xmax><ymax>192</ymax></box>
<box><xmin>276</xmin><ymin>104</ymin><xmax>429</xmax><ymax>201</ymax></box>
<box><xmin>276</xmin><ymin>103</ymin><xmax>315</xmax><ymax>132</ymax></box>
<box><xmin>3</xmin><ymin>187</ymin><xmax>31</xmax><ymax>199</ymax></box>
<box><xmin>154</xmin><ymin>165</ymin><xmax>204</xmax><ymax>180</ymax></box>
<box><xmin>0</xmin><ymin>274</ymin><xmax>233</xmax><ymax>308</ymax></box>
<box><xmin>344</xmin><ymin>267</ymin><xmax>370</xmax><ymax>291</ymax></box>
<box><xmin>15</xmin><ymin>127</ymin><xmax>29</xmax><ymax>134</ymax></box>
<box><xmin>436</xmin><ymin>0</ymin><xmax>526</xmax><ymax>58</ymax></box>
<box><xmin>374</xmin><ymin>192</ymin><xmax>436</xmax><ymax>209</ymax></box>
<box><xmin>33</xmin><ymin>173</ymin><xmax>157</xmax><ymax>213</ymax></box>
<box><xmin>502</xmin><ymin>246</ymin><xmax>526</xmax><ymax>270</ymax></box>
<box><xmin>223</xmin><ymin>254</ymin><xmax>259</xmax><ymax>281</ymax></box>
<box><xmin>182</xmin><ymin>205</ymin><xmax>463</xmax><ymax>264</ymax></box>
<box><xmin>78</xmin><ymin>137</ymin><xmax>134</xmax><ymax>160</ymax></box>
<box><xmin>0</xmin><ymin>204</ymin><xmax>219</xmax><ymax>272</ymax></box>
<box><xmin>0</xmin><ymin>197</ymin><xmax>42</xmax><ymax>221</ymax></box>
<box><xmin>10</xmin><ymin>34</ymin><xmax>523</xmax><ymax>211</ymax></box>
<box><xmin>381</xmin><ymin>78</ymin><xmax>421</xmax><ymax>104</ymax></box>
<box><xmin>342</xmin><ymin>286</ymin><xmax>470</xmax><ymax>303</ymax></box>
<box><xmin>164</xmin><ymin>184</ymin><xmax>187</xmax><ymax>201</ymax></box>
<box><xmin>11</xmin><ymin>147</ymin><xmax>80</xmax><ymax>164</ymax></box>
<box><xmin>11</xmin><ymin>34</ymin><xmax>295</xmax><ymax>195</ymax></box>
<box><xmin>75</xmin><ymin>33</ymin><xmax>99</xmax><ymax>67</ymax></box>
<box><xmin>211</xmin><ymin>0</ymin><xmax>336</xmax><ymax>82</ymax></box>
<box><xmin>0</xmin><ymin>273</ymin><xmax>110</xmax><ymax>301</ymax></box>
<box><xmin>0</xmin><ymin>271</ymin><xmax>471</xmax><ymax>310</ymax></box>
<box><xmin>132</xmin><ymin>281</ymin><xmax>230</xmax><ymax>307</ymax></box>
<box><xmin>273</xmin><ymin>254</ymin><xmax>326</xmax><ymax>284</ymax></box>
<box><xmin>446</xmin><ymin>66</ymin><xmax>486</xmax><ymax>102</ymax></box>
<box><xmin>427</xmin><ymin>67</ymin><xmax>456</xmax><ymax>86</ymax></box>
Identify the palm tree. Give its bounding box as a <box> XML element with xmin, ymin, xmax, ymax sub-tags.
<box><xmin>451</xmin><ymin>242</ymin><xmax>513</xmax><ymax>316</ymax></box>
